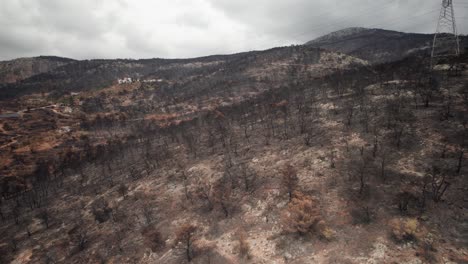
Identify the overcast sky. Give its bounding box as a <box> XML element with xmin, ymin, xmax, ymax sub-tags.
<box><xmin>1</xmin><ymin>0</ymin><xmax>467</xmax><ymax>60</ymax></box>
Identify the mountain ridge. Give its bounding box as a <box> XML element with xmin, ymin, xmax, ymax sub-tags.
<box><xmin>0</xmin><ymin>46</ymin><xmax>367</xmax><ymax>99</ymax></box>
<box><xmin>0</xmin><ymin>56</ymin><xmax>76</xmax><ymax>84</ymax></box>
<box><xmin>306</xmin><ymin>27</ymin><xmax>468</xmax><ymax>64</ymax></box>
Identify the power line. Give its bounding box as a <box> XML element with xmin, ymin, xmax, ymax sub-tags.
<box><xmin>210</xmin><ymin>2</ymin><xmax>440</xmax><ymax>55</ymax></box>
<box><xmin>204</xmin><ymin>1</ymin><xmax>460</xmax><ymax>58</ymax></box>
<box><xmin>299</xmin><ymin>12</ymin><xmax>440</xmax><ymax>52</ymax></box>
<box><xmin>272</xmin><ymin>3</ymin><xmax>440</xmax><ymax>44</ymax></box>
<box><xmin>291</xmin><ymin>8</ymin><xmax>441</xmax><ymax>49</ymax></box>
<box><xmin>366</xmin><ymin>9</ymin><xmax>440</xmax><ymax>31</ymax></box>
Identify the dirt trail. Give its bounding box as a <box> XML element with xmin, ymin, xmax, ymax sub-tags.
<box><xmin>0</xmin><ymin>139</ymin><xmax>18</xmax><ymax>150</ymax></box>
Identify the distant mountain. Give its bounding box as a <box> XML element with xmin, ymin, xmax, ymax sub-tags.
<box><xmin>306</xmin><ymin>27</ymin><xmax>467</xmax><ymax>64</ymax></box>
<box><xmin>0</xmin><ymin>56</ymin><xmax>75</xmax><ymax>84</ymax></box>
<box><xmin>0</xmin><ymin>47</ymin><xmax>367</xmax><ymax>99</ymax></box>
<box><xmin>5</xmin><ymin>27</ymin><xmax>467</xmax><ymax>98</ymax></box>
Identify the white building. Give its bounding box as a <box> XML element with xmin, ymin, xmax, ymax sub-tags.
<box><xmin>118</xmin><ymin>77</ymin><xmax>133</xmax><ymax>84</ymax></box>
<box><xmin>142</xmin><ymin>78</ymin><xmax>164</xmax><ymax>83</ymax></box>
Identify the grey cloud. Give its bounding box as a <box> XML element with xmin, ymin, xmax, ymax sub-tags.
<box><xmin>33</xmin><ymin>0</ymin><xmax>118</xmax><ymax>39</ymax></box>
<box><xmin>175</xmin><ymin>12</ymin><xmax>211</xmax><ymax>29</ymax></box>
<box><xmin>0</xmin><ymin>0</ymin><xmax>466</xmax><ymax>60</ymax></box>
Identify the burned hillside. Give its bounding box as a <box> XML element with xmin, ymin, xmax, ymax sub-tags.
<box><xmin>0</xmin><ymin>43</ymin><xmax>467</xmax><ymax>263</ymax></box>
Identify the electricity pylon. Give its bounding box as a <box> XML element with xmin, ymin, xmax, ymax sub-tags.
<box><xmin>431</xmin><ymin>0</ymin><xmax>460</xmax><ymax>68</ymax></box>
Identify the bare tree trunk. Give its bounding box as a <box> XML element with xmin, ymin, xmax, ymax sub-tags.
<box><xmin>457</xmin><ymin>150</ymin><xmax>464</xmax><ymax>175</ymax></box>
